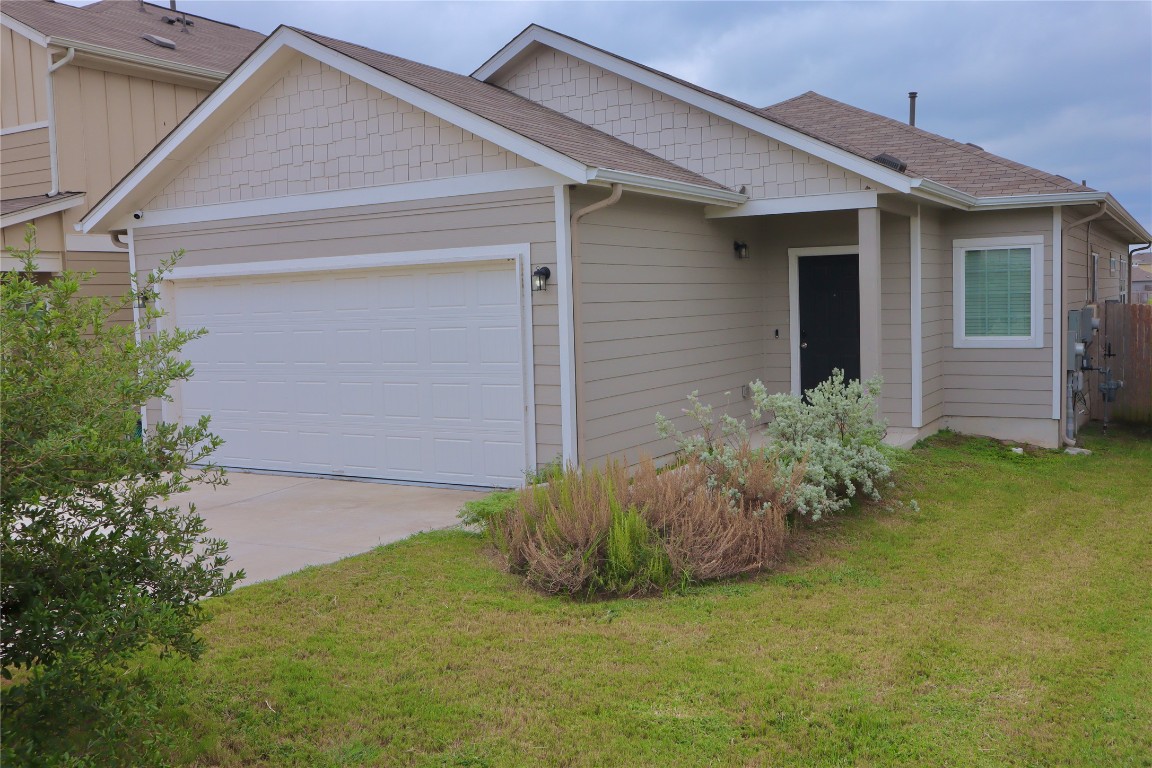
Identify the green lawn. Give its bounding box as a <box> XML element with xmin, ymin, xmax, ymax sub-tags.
<box><xmin>149</xmin><ymin>426</ymin><xmax>1151</xmax><ymax>767</ymax></box>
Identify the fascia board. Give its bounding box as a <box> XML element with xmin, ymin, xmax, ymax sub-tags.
<box><xmin>83</xmin><ymin>27</ymin><xmax>590</xmax><ymax>233</ymax></box>
<box><xmin>290</xmin><ymin>34</ymin><xmax>590</xmax><ymax>183</ymax></box>
<box><xmin>473</xmin><ymin>26</ymin><xmax>913</xmax><ymax>194</ymax></box>
<box><xmin>910</xmin><ymin>180</ymin><xmax>1151</xmax><ymax>242</ymax></box>
<box><xmin>588</xmin><ymin>168</ymin><xmax>746</xmax><ymax>206</ymax></box>
<box><xmin>0</xmin><ymin>194</ymin><xmax>86</xmax><ymax>229</ymax></box>
<box><xmin>0</xmin><ymin>13</ymin><xmax>49</xmax><ymax>47</ymax></box>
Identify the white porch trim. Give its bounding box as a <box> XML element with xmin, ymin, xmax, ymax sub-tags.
<box><xmin>553</xmin><ymin>185</ymin><xmax>578</xmax><ymax>464</ymax></box>
<box><xmin>910</xmin><ymin>207</ymin><xmax>923</xmax><ymax>428</ymax></box>
<box><xmin>705</xmin><ymin>190</ymin><xmax>877</xmax><ymax>219</ymax></box>
<box><xmin>1051</xmin><ymin>206</ymin><xmax>1063</xmax><ymax>420</ymax></box>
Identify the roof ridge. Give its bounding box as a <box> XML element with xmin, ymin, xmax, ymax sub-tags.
<box><xmin>771</xmin><ymin>91</ymin><xmax>1089</xmax><ymax>192</ymax></box>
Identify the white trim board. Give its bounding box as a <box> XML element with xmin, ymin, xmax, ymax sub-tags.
<box><xmin>706</xmin><ymin>190</ymin><xmax>877</xmax><ymax>219</ymax></box>
<box><xmin>0</xmin><ymin>120</ymin><xmax>50</xmax><ymax>136</ymax></box>
<box><xmin>473</xmin><ymin>26</ymin><xmax>913</xmax><ymax>194</ymax></box>
<box><xmin>166</xmin><ymin>243</ymin><xmax>530</xmax><ymax>281</ymax></box>
<box><xmin>1051</xmin><ymin>207</ymin><xmax>1063</xmax><ymax>421</ymax></box>
<box><xmin>553</xmin><ymin>185</ymin><xmax>577</xmax><ymax>465</ymax></box>
<box><xmin>0</xmin><ymin>13</ymin><xmax>49</xmax><ymax>47</ymax></box>
<box><xmin>910</xmin><ymin>208</ymin><xmax>923</xmax><ymax>429</ymax></box>
<box><xmin>951</xmin><ymin>234</ymin><xmax>1045</xmax><ymax>350</ymax></box>
<box><xmin>131</xmin><ymin>167</ymin><xmax>569</xmax><ymax>230</ymax></box>
<box><xmin>787</xmin><ymin>244</ymin><xmax>860</xmax><ymax>396</ymax></box>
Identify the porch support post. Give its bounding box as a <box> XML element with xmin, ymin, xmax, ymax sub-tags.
<box><xmin>858</xmin><ymin>207</ymin><xmax>882</xmax><ymax>381</ymax></box>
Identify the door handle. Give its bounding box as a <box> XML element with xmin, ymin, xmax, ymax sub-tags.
<box><xmin>800</xmin><ymin>330</ymin><xmax>808</xmax><ymax>350</ymax></box>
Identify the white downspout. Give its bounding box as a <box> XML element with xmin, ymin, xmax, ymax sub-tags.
<box><xmin>46</xmin><ymin>45</ymin><xmax>75</xmax><ymax>197</ymax></box>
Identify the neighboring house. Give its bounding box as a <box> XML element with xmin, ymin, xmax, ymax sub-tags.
<box><xmin>0</xmin><ymin>0</ymin><xmax>263</xmax><ymax>302</ymax></box>
<box><xmin>80</xmin><ymin>24</ymin><xmax>1150</xmax><ymax>487</ymax></box>
<box><xmin>1133</xmin><ymin>263</ymin><xmax>1152</xmax><ymax>304</ymax></box>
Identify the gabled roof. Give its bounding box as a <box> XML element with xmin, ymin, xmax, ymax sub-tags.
<box><xmin>760</xmin><ymin>92</ymin><xmax>1089</xmax><ymax>198</ymax></box>
<box><xmin>294</xmin><ymin>29</ymin><xmax>730</xmax><ymax>193</ymax></box>
<box><xmin>82</xmin><ymin>25</ymin><xmax>745</xmax><ymax>233</ymax></box>
<box><xmin>1</xmin><ymin>0</ymin><xmax>263</xmax><ymax>77</ymax></box>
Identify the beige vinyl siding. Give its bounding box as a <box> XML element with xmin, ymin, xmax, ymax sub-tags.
<box><xmin>1</xmin><ymin>125</ymin><xmax>51</xmax><ymax>196</ymax></box>
<box><xmin>919</xmin><ymin>208</ymin><xmax>947</xmax><ymax>426</ymax></box>
<box><xmin>1062</xmin><ymin>205</ymin><xmax>1129</xmax><ymax>309</ymax></box>
<box><xmin>575</xmin><ymin>190</ymin><xmax>763</xmax><ymax>464</ymax></box>
<box><xmin>52</xmin><ymin>64</ymin><xmax>209</xmax><ymax>233</ymax></box>
<box><xmin>1</xmin><ymin>26</ymin><xmax>48</xmax><ymax>129</ymax></box>
<box><xmin>880</xmin><ymin>212</ymin><xmax>911</xmax><ymax>427</ymax></box>
<box><xmin>150</xmin><ymin>56</ymin><xmax>537</xmax><ymax>211</ymax></box>
<box><xmin>1062</xmin><ymin>205</ymin><xmax>1131</xmax><ymax>424</ymax></box>
<box><xmin>940</xmin><ymin>208</ymin><xmax>1054</xmax><ymax>423</ymax></box>
<box><xmin>2</xmin><ymin>211</ymin><xmax>64</xmax><ymax>269</ymax></box>
<box><xmin>133</xmin><ymin>187</ymin><xmax>561</xmax><ymax>464</ymax></box>
<box><xmin>496</xmin><ymin>49</ymin><xmax>873</xmax><ymax>201</ymax></box>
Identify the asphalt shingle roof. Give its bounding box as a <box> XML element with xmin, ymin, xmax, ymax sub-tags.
<box><xmin>760</xmin><ymin>91</ymin><xmax>1092</xmax><ymax>197</ymax></box>
<box><xmin>1</xmin><ymin>192</ymin><xmax>83</xmax><ymax>216</ymax></box>
<box><xmin>295</xmin><ymin>28</ymin><xmax>728</xmax><ymax>190</ymax></box>
<box><xmin>2</xmin><ymin>0</ymin><xmax>264</xmax><ymax>75</ymax></box>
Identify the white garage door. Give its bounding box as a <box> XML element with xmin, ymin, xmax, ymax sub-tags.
<box><xmin>169</xmin><ymin>260</ymin><xmax>527</xmax><ymax>487</ymax></box>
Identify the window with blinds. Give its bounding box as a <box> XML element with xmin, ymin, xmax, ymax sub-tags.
<box><xmin>964</xmin><ymin>247</ymin><xmax>1032</xmax><ymax>336</ymax></box>
<box><xmin>952</xmin><ymin>235</ymin><xmax>1043</xmax><ymax>349</ymax></box>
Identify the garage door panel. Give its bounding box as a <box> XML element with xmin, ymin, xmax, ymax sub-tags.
<box><xmin>173</xmin><ymin>260</ymin><xmax>525</xmax><ymax>486</ymax></box>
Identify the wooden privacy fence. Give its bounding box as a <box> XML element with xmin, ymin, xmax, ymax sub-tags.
<box><xmin>1103</xmin><ymin>302</ymin><xmax>1151</xmax><ymax>424</ymax></box>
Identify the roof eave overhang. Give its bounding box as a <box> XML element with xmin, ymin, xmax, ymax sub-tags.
<box><xmin>83</xmin><ymin>26</ymin><xmax>598</xmax><ymax>234</ymax></box>
<box><xmin>1</xmin><ymin>194</ymin><xmax>86</xmax><ymax>229</ymax></box>
<box><xmin>473</xmin><ymin>25</ymin><xmax>914</xmax><ymax>195</ymax></box>
<box><xmin>48</xmin><ymin>37</ymin><xmax>230</xmax><ymax>88</ymax></box>
<box><xmin>910</xmin><ymin>179</ymin><xmax>1151</xmax><ymax>242</ymax></box>
<box><xmin>588</xmin><ymin>168</ymin><xmax>747</xmax><ymax>206</ymax></box>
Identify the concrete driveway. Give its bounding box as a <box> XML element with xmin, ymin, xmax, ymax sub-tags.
<box><xmin>172</xmin><ymin>472</ymin><xmax>486</xmax><ymax>585</ymax></box>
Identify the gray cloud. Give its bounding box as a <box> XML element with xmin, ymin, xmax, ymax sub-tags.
<box><xmin>88</xmin><ymin>0</ymin><xmax>1152</xmax><ymax>233</ymax></box>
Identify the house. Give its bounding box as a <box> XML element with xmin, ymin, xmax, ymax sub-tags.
<box><xmin>0</xmin><ymin>0</ymin><xmax>263</xmax><ymax>303</ymax></box>
<box><xmin>1133</xmin><ymin>263</ymin><xmax>1152</xmax><ymax>304</ymax></box>
<box><xmin>79</xmin><ymin>24</ymin><xmax>1150</xmax><ymax>487</ymax></box>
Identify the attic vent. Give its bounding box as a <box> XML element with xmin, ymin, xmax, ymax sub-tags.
<box><xmin>141</xmin><ymin>34</ymin><xmax>176</xmax><ymax>49</ymax></box>
<box><xmin>872</xmin><ymin>153</ymin><xmax>907</xmax><ymax>173</ymax></box>
<box><xmin>965</xmin><ymin>142</ymin><xmax>984</xmax><ymax>151</ymax></box>
<box><xmin>162</xmin><ymin>15</ymin><xmax>194</xmax><ymax>26</ymax></box>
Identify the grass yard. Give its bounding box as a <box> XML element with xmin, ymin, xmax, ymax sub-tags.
<box><xmin>146</xmin><ymin>426</ymin><xmax>1152</xmax><ymax>767</ymax></box>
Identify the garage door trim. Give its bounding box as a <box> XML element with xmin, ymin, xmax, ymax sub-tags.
<box><xmin>157</xmin><ymin>242</ymin><xmax>537</xmax><ymax>483</ymax></box>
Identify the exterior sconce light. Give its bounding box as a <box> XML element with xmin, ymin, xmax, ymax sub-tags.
<box><xmin>135</xmin><ymin>291</ymin><xmax>150</xmax><ymax>310</ymax></box>
<box><xmin>531</xmin><ymin>265</ymin><xmax>551</xmax><ymax>292</ymax></box>
<box><xmin>733</xmin><ymin>241</ymin><xmax>750</xmax><ymax>260</ymax></box>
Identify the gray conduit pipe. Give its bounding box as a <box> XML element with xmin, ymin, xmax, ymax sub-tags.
<box><xmin>1060</xmin><ymin>202</ymin><xmax>1109</xmax><ymax>446</ymax></box>
<box><xmin>568</xmin><ymin>183</ymin><xmax>623</xmax><ymax>460</ymax></box>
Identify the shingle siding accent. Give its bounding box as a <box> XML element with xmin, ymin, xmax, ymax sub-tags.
<box><xmin>148</xmin><ymin>56</ymin><xmax>538</xmax><ymax>210</ymax></box>
<box><xmin>496</xmin><ymin>50</ymin><xmax>871</xmax><ymax>201</ymax></box>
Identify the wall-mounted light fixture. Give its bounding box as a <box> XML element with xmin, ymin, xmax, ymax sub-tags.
<box><xmin>733</xmin><ymin>241</ymin><xmax>750</xmax><ymax>260</ymax></box>
<box><xmin>531</xmin><ymin>265</ymin><xmax>551</xmax><ymax>292</ymax></box>
<box><xmin>135</xmin><ymin>291</ymin><xmax>150</xmax><ymax>310</ymax></box>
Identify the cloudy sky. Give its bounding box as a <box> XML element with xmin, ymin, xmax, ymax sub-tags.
<box><xmin>74</xmin><ymin>1</ymin><xmax>1152</xmax><ymax>234</ymax></box>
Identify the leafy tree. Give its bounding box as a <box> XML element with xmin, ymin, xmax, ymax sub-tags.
<box><xmin>1</xmin><ymin>226</ymin><xmax>240</xmax><ymax>763</ymax></box>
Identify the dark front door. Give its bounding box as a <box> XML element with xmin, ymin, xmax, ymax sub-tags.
<box><xmin>798</xmin><ymin>254</ymin><xmax>860</xmax><ymax>394</ymax></box>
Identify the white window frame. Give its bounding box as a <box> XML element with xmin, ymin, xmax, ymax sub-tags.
<box><xmin>953</xmin><ymin>235</ymin><xmax>1044</xmax><ymax>349</ymax></box>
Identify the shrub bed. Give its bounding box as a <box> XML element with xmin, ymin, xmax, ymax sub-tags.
<box><xmin>469</xmin><ymin>369</ymin><xmax>892</xmax><ymax>598</ymax></box>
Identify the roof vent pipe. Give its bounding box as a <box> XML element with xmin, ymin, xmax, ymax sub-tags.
<box><xmin>170</xmin><ymin>1</ymin><xmax>177</xmax><ymax>10</ymax></box>
<box><xmin>908</xmin><ymin>92</ymin><xmax>917</xmax><ymax>126</ymax></box>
